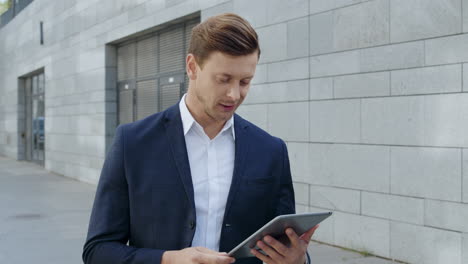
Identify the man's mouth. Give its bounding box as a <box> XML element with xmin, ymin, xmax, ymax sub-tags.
<box><xmin>220</xmin><ymin>103</ymin><xmax>235</xmax><ymax>111</ymax></box>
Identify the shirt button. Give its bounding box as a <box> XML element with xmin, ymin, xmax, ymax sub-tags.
<box><xmin>189</xmin><ymin>220</ymin><xmax>196</xmax><ymax>229</ymax></box>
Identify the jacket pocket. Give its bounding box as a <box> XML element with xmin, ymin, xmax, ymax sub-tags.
<box><xmin>245</xmin><ymin>176</ymin><xmax>274</xmax><ymax>185</ymax></box>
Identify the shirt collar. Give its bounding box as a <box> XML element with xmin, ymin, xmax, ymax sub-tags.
<box><xmin>179</xmin><ymin>93</ymin><xmax>235</xmax><ymax>139</ymax></box>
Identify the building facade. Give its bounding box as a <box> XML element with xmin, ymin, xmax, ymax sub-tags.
<box><xmin>1</xmin><ymin>0</ymin><xmax>468</xmax><ymax>263</ymax></box>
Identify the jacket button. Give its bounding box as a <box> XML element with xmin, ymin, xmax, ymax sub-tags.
<box><xmin>189</xmin><ymin>220</ymin><xmax>196</xmax><ymax>229</ymax></box>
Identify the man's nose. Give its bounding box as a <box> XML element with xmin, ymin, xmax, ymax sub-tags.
<box><xmin>227</xmin><ymin>84</ymin><xmax>240</xmax><ymax>102</ymax></box>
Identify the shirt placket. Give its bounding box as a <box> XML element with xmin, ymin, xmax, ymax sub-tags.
<box><xmin>206</xmin><ymin>137</ymin><xmax>219</xmax><ymax>250</ymax></box>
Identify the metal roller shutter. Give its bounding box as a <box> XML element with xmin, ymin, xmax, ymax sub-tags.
<box><xmin>160</xmin><ymin>83</ymin><xmax>182</xmax><ymax>111</ymax></box>
<box><xmin>117</xmin><ymin>18</ymin><xmax>199</xmax><ymax>125</ymax></box>
<box><xmin>159</xmin><ymin>27</ymin><xmax>185</xmax><ymax>73</ymax></box>
<box><xmin>136</xmin><ymin>79</ymin><xmax>158</xmax><ymax>120</ymax></box>
<box><xmin>137</xmin><ymin>36</ymin><xmax>158</xmax><ymax>78</ymax></box>
<box><xmin>117</xmin><ymin>43</ymin><xmax>136</xmax><ymax>81</ymax></box>
<box><xmin>119</xmin><ymin>89</ymin><xmax>134</xmax><ymax>124</ymax></box>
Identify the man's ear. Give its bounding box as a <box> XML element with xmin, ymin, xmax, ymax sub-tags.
<box><xmin>186</xmin><ymin>54</ymin><xmax>198</xmax><ymax>80</ymax></box>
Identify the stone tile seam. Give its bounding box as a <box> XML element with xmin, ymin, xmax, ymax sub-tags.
<box><xmin>307</xmin><ymin>0</ymin><xmax>374</xmax><ymax>17</ymax></box>
<box><xmin>304</xmin><ymin>183</ymin><xmax>463</xmax><ymax>203</ymax></box>
<box><xmin>242</xmin><ymin>90</ymin><xmax>467</xmax><ymax>105</ymax></box>
<box><xmin>306</xmin><ymin>32</ymin><xmax>466</xmax><ymax>59</ymax></box>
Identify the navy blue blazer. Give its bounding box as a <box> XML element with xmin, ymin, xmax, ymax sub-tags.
<box><xmin>82</xmin><ymin>102</ymin><xmax>296</xmax><ymax>264</ymax></box>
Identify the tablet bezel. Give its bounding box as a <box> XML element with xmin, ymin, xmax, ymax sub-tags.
<box><xmin>228</xmin><ymin>212</ymin><xmax>333</xmax><ymax>259</ymax></box>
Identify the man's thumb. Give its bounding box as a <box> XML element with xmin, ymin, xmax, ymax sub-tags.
<box><xmin>300</xmin><ymin>224</ymin><xmax>319</xmax><ymax>242</ymax></box>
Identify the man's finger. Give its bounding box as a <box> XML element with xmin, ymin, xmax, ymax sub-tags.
<box><xmin>195</xmin><ymin>247</ymin><xmax>228</xmax><ymax>256</ymax></box>
<box><xmin>285</xmin><ymin>228</ymin><xmax>301</xmax><ymax>248</ymax></box>
<box><xmin>263</xmin><ymin>235</ymin><xmax>288</xmax><ymax>256</ymax></box>
<box><xmin>299</xmin><ymin>225</ymin><xmax>319</xmax><ymax>243</ymax></box>
<box><xmin>257</xmin><ymin>240</ymin><xmax>283</xmax><ymax>261</ymax></box>
<box><xmin>250</xmin><ymin>249</ymin><xmax>272</xmax><ymax>264</ymax></box>
<box><xmin>198</xmin><ymin>252</ymin><xmax>235</xmax><ymax>264</ymax></box>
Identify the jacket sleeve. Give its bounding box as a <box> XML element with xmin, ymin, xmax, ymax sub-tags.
<box><xmin>275</xmin><ymin>139</ymin><xmax>296</xmax><ymax>216</ymax></box>
<box><xmin>82</xmin><ymin>125</ymin><xmax>166</xmax><ymax>264</ymax></box>
<box><xmin>276</xmin><ymin>139</ymin><xmax>311</xmax><ymax>264</ymax></box>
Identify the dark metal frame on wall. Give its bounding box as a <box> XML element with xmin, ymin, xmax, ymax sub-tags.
<box><xmin>116</xmin><ymin>18</ymin><xmax>199</xmax><ymax>125</ymax></box>
<box><xmin>117</xmin><ymin>74</ymin><xmax>186</xmax><ymax>120</ymax></box>
<box><xmin>20</xmin><ymin>70</ymin><xmax>45</xmax><ymax>166</ymax></box>
<box><xmin>0</xmin><ymin>0</ymin><xmax>34</xmax><ymax>29</ymax></box>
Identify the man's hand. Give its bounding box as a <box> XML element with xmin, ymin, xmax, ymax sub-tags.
<box><xmin>161</xmin><ymin>247</ymin><xmax>236</xmax><ymax>264</ymax></box>
<box><xmin>250</xmin><ymin>225</ymin><xmax>319</xmax><ymax>264</ymax></box>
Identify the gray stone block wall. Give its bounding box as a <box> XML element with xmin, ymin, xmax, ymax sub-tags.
<box><xmin>1</xmin><ymin>0</ymin><xmax>468</xmax><ymax>263</ymax></box>
<box><xmin>391</xmin><ymin>222</ymin><xmax>462</xmax><ymax>264</ymax></box>
<box><xmin>238</xmin><ymin>0</ymin><xmax>468</xmax><ymax>263</ymax></box>
<box><xmin>335</xmin><ymin>211</ymin><xmax>391</xmax><ymax>257</ymax></box>
<box><xmin>0</xmin><ymin>0</ymin><xmax>230</xmax><ymax>184</ymax></box>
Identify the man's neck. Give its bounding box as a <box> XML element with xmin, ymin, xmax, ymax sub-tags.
<box><xmin>185</xmin><ymin>92</ymin><xmax>227</xmax><ymax>140</ymax></box>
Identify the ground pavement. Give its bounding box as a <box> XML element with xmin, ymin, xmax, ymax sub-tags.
<box><xmin>0</xmin><ymin>156</ymin><xmax>399</xmax><ymax>264</ymax></box>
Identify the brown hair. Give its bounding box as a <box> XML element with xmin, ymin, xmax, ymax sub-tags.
<box><xmin>188</xmin><ymin>13</ymin><xmax>261</xmax><ymax>67</ymax></box>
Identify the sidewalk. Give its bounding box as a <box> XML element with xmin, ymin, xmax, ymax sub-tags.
<box><xmin>0</xmin><ymin>156</ymin><xmax>398</xmax><ymax>264</ymax></box>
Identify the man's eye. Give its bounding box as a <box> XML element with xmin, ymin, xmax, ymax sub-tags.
<box><xmin>240</xmin><ymin>81</ymin><xmax>250</xmax><ymax>86</ymax></box>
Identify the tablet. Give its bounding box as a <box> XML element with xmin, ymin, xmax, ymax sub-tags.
<box><xmin>228</xmin><ymin>212</ymin><xmax>332</xmax><ymax>259</ymax></box>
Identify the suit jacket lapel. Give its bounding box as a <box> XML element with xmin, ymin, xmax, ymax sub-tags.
<box><xmin>164</xmin><ymin>104</ymin><xmax>196</xmax><ymax>212</ymax></box>
<box><xmin>223</xmin><ymin>114</ymin><xmax>250</xmax><ymax>219</ymax></box>
<box><xmin>163</xmin><ymin>106</ymin><xmax>250</xmax><ymax>221</ymax></box>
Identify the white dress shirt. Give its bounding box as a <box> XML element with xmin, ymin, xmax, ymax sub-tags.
<box><xmin>179</xmin><ymin>94</ymin><xmax>235</xmax><ymax>251</ymax></box>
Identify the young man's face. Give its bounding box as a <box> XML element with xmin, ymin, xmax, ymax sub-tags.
<box><xmin>187</xmin><ymin>51</ymin><xmax>258</xmax><ymax>123</ymax></box>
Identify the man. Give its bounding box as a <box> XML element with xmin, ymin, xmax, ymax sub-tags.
<box><xmin>82</xmin><ymin>13</ymin><xmax>318</xmax><ymax>264</ymax></box>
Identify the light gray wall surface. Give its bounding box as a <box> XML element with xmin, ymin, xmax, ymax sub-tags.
<box><xmin>1</xmin><ymin>0</ymin><xmax>467</xmax><ymax>263</ymax></box>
